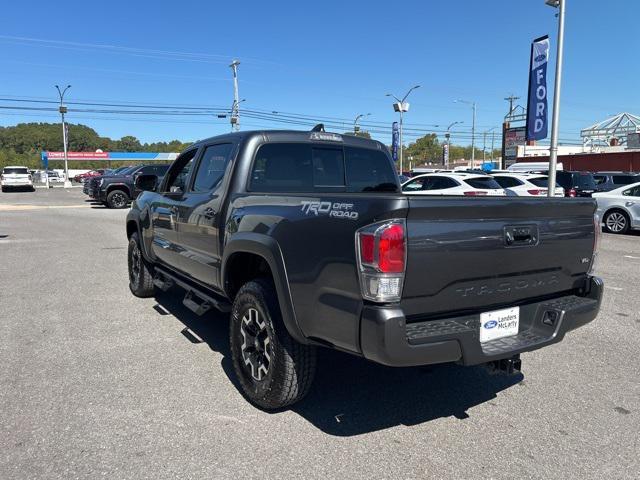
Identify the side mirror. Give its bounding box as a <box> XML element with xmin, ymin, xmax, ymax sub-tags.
<box><xmin>135</xmin><ymin>174</ymin><xmax>158</xmax><ymax>192</ymax></box>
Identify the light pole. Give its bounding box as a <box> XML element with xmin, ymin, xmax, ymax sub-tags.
<box><xmin>386</xmin><ymin>85</ymin><xmax>420</xmax><ymax>174</ymax></box>
<box><xmin>229</xmin><ymin>60</ymin><xmax>241</xmax><ymax>131</ymax></box>
<box><xmin>55</xmin><ymin>84</ymin><xmax>72</xmax><ymax>188</ymax></box>
<box><xmin>445</xmin><ymin>121</ymin><xmax>463</xmax><ymax>169</ymax></box>
<box><xmin>545</xmin><ymin>0</ymin><xmax>565</xmax><ymax>197</ymax></box>
<box><xmin>455</xmin><ymin>99</ymin><xmax>477</xmax><ymax>166</ymax></box>
<box><xmin>483</xmin><ymin>127</ymin><xmax>497</xmax><ymax>162</ymax></box>
<box><xmin>353</xmin><ymin>113</ymin><xmax>371</xmax><ymax>134</ymax></box>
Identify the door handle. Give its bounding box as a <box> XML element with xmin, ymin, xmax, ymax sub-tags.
<box><xmin>203</xmin><ymin>207</ymin><xmax>216</xmax><ymax>219</ymax></box>
<box><xmin>625</xmin><ymin>201</ymin><xmax>635</xmax><ymax>207</ymax></box>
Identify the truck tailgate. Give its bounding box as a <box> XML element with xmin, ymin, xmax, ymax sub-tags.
<box><xmin>402</xmin><ymin>197</ymin><xmax>596</xmax><ymax>318</ymax></box>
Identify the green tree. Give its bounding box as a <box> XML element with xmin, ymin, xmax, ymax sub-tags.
<box><xmin>343</xmin><ymin>130</ymin><xmax>372</xmax><ymax>139</ymax></box>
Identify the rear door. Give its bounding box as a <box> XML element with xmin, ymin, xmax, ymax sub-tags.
<box><xmin>175</xmin><ymin>142</ymin><xmax>236</xmax><ymax>289</ymax></box>
<box><xmin>401</xmin><ymin>196</ymin><xmax>596</xmax><ymax>317</ymax></box>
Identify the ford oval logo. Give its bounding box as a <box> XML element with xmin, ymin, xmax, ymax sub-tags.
<box><xmin>535</xmin><ymin>54</ymin><xmax>546</xmax><ymax>62</ymax></box>
<box><xmin>485</xmin><ymin>320</ymin><xmax>498</xmax><ymax>329</ymax></box>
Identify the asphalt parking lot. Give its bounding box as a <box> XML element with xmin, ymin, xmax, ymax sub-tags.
<box><xmin>1</xmin><ymin>188</ymin><xmax>638</xmax><ymax>480</ymax></box>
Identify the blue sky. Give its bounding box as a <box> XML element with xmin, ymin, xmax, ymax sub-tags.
<box><xmin>1</xmin><ymin>0</ymin><xmax>637</xmax><ymax>147</ymax></box>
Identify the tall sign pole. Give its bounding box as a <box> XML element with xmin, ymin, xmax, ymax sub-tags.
<box><xmin>546</xmin><ymin>0</ymin><xmax>565</xmax><ymax>197</ymax></box>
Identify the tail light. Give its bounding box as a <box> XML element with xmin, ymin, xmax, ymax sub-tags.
<box><xmin>356</xmin><ymin>219</ymin><xmax>406</xmax><ymax>302</ymax></box>
<box><xmin>463</xmin><ymin>190</ymin><xmax>488</xmax><ymax>196</ymax></box>
<box><xmin>567</xmin><ymin>188</ymin><xmax>577</xmax><ymax>197</ymax></box>
<box><xmin>527</xmin><ymin>189</ymin><xmax>547</xmax><ymax>196</ymax></box>
<box><xmin>588</xmin><ymin>213</ymin><xmax>601</xmax><ymax>275</ymax></box>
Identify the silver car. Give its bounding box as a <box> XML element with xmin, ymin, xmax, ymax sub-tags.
<box><xmin>593</xmin><ymin>181</ymin><xmax>640</xmax><ymax>234</ymax></box>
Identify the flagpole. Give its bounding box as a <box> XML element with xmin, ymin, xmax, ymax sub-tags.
<box><xmin>547</xmin><ymin>0</ymin><xmax>565</xmax><ymax>197</ymax></box>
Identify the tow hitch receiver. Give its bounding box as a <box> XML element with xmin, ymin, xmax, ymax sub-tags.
<box><xmin>484</xmin><ymin>355</ymin><xmax>522</xmax><ymax>375</ymax></box>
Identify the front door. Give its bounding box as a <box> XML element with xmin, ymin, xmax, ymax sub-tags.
<box><xmin>149</xmin><ymin>149</ymin><xmax>198</xmax><ymax>268</ymax></box>
<box><xmin>176</xmin><ymin>143</ymin><xmax>235</xmax><ymax>290</ymax></box>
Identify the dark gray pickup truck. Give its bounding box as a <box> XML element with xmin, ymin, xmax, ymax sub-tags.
<box><xmin>126</xmin><ymin>127</ymin><xmax>603</xmax><ymax>409</ymax></box>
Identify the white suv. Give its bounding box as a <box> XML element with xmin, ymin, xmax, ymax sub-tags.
<box><xmin>1</xmin><ymin>166</ymin><xmax>34</xmax><ymax>192</ymax></box>
<box><xmin>402</xmin><ymin>172</ymin><xmax>506</xmax><ymax>196</ymax></box>
<box><xmin>492</xmin><ymin>173</ymin><xmax>564</xmax><ymax>197</ymax></box>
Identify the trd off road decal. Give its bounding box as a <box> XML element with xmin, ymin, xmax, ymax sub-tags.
<box><xmin>300</xmin><ymin>201</ymin><xmax>359</xmax><ymax>220</ymax></box>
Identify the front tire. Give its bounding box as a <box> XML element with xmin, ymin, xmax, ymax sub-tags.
<box><xmin>128</xmin><ymin>232</ymin><xmax>155</xmax><ymax>297</ymax></box>
<box><xmin>604</xmin><ymin>210</ymin><xmax>629</xmax><ymax>234</ymax></box>
<box><xmin>106</xmin><ymin>189</ymin><xmax>130</xmax><ymax>209</ymax></box>
<box><xmin>230</xmin><ymin>279</ymin><xmax>316</xmax><ymax>410</ymax></box>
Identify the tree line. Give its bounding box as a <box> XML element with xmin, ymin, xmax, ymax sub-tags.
<box><xmin>0</xmin><ymin>122</ymin><xmax>192</xmax><ymax>169</ymax></box>
<box><xmin>0</xmin><ymin>122</ymin><xmax>501</xmax><ymax>170</ymax></box>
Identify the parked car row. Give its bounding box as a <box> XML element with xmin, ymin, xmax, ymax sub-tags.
<box><xmin>401</xmin><ymin>171</ymin><xmax>565</xmax><ymax>197</ymax></box>
<box><xmin>83</xmin><ymin>164</ymin><xmax>170</xmax><ymax>208</ymax></box>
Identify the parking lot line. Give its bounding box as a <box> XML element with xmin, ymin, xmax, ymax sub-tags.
<box><xmin>0</xmin><ymin>204</ymin><xmax>90</xmax><ymax>211</ymax></box>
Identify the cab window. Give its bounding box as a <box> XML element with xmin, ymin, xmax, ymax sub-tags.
<box><xmin>191</xmin><ymin>144</ymin><xmax>234</xmax><ymax>192</ymax></box>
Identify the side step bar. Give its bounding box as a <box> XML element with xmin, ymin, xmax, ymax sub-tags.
<box><xmin>154</xmin><ymin>267</ymin><xmax>231</xmax><ymax>314</ymax></box>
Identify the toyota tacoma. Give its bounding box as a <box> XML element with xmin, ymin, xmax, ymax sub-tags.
<box><xmin>126</xmin><ymin>127</ymin><xmax>603</xmax><ymax>409</ymax></box>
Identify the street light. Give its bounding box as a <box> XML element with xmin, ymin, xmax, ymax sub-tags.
<box><xmin>229</xmin><ymin>60</ymin><xmax>241</xmax><ymax>131</ymax></box>
<box><xmin>545</xmin><ymin>0</ymin><xmax>565</xmax><ymax>197</ymax></box>
<box><xmin>55</xmin><ymin>84</ymin><xmax>72</xmax><ymax>188</ymax></box>
<box><xmin>444</xmin><ymin>121</ymin><xmax>463</xmax><ymax>169</ymax></box>
<box><xmin>353</xmin><ymin>113</ymin><xmax>371</xmax><ymax>134</ymax></box>
<box><xmin>454</xmin><ymin>99</ymin><xmax>477</xmax><ymax>166</ymax></box>
<box><xmin>386</xmin><ymin>85</ymin><xmax>420</xmax><ymax>174</ymax></box>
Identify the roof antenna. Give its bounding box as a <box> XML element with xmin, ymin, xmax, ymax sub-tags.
<box><xmin>311</xmin><ymin>123</ymin><xmax>325</xmax><ymax>132</ymax></box>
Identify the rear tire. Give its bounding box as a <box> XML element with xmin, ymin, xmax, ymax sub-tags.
<box><xmin>604</xmin><ymin>210</ymin><xmax>629</xmax><ymax>234</ymax></box>
<box><xmin>106</xmin><ymin>189</ymin><xmax>130</xmax><ymax>209</ymax></box>
<box><xmin>128</xmin><ymin>232</ymin><xmax>155</xmax><ymax>297</ymax></box>
<box><xmin>230</xmin><ymin>278</ymin><xmax>316</xmax><ymax>410</ymax></box>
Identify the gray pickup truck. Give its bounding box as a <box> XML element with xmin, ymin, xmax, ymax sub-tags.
<box><xmin>126</xmin><ymin>127</ymin><xmax>603</xmax><ymax>409</ymax></box>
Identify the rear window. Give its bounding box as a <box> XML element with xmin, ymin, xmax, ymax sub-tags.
<box><xmin>463</xmin><ymin>177</ymin><xmax>502</xmax><ymax>189</ymax></box>
<box><xmin>574</xmin><ymin>173</ymin><xmax>596</xmax><ymax>189</ymax></box>
<box><xmin>249</xmin><ymin>143</ymin><xmax>398</xmax><ymax>193</ymax></box>
<box><xmin>3</xmin><ymin>168</ymin><xmax>29</xmax><ymax>175</ymax></box>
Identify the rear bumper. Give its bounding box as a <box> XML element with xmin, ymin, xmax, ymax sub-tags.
<box><xmin>360</xmin><ymin>276</ymin><xmax>603</xmax><ymax>367</ymax></box>
<box><xmin>2</xmin><ymin>180</ymin><xmax>33</xmax><ymax>187</ymax></box>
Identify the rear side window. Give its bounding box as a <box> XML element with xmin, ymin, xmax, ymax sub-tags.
<box><xmin>464</xmin><ymin>177</ymin><xmax>502</xmax><ymax>189</ymax></box>
<box><xmin>528</xmin><ymin>176</ymin><xmax>560</xmax><ymax>188</ymax></box>
<box><xmin>612</xmin><ymin>175</ymin><xmax>637</xmax><ymax>185</ymax></box>
<box><xmin>3</xmin><ymin>168</ymin><xmax>29</xmax><ymax>175</ymax></box>
<box><xmin>429</xmin><ymin>176</ymin><xmax>458</xmax><ymax>190</ymax></box>
<box><xmin>593</xmin><ymin>175</ymin><xmax>607</xmax><ymax>185</ymax></box>
<box><xmin>192</xmin><ymin>144</ymin><xmax>234</xmax><ymax>192</ymax></box>
<box><xmin>249</xmin><ymin>143</ymin><xmax>398</xmax><ymax>193</ymax></box>
<box><xmin>494</xmin><ymin>176</ymin><xmax>522</xmax><ymax>188</ymax></box>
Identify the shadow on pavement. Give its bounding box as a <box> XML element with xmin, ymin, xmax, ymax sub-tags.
<box><xmin>153</xmin><ymin>289</ymin><xmax>523</xmax><ymax>437</ymax></box>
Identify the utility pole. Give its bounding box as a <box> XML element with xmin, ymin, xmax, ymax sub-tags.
<box><xmin>504</xmin><ymin>95</ymin><xmax>520</xmax><ymax>117</ymax></box>
<box><xmin>55</xmin><ymin>85</ymin><xmax>72</xmax><ymax>188</ymax></box>
<box><xmin>229</xmin><ymin>60</ymin><xmax>241</xmax><ymax>131</ymax></box>
<box><xmin>386</xmin><ymin>85</ymin><xmax>420</xmax><ymax>174</ymax></box>
<box><xmin>545</xmin><ymin>0</ymin><xmax>565</xmax><ymax>197</ymax></box>
<box><xmin>491</xmin><ymin>130</ymin><xmax>496</xmax><ymax>161</ymax></box>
